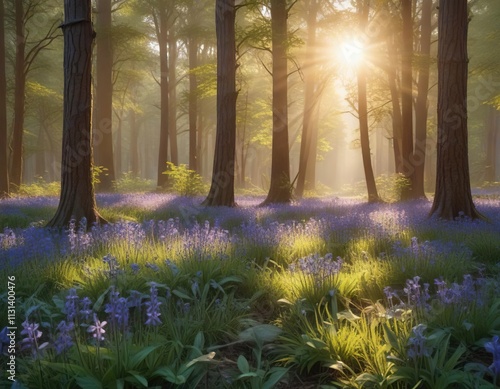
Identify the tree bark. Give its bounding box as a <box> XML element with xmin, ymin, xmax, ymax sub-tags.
<box><xmin>202</xmin><ymin>0</ymin><xmax>237</xmax><ymax>207</ymax></box>
<box><xmin>296</xmin><ymin>0</ymin><xmax>319</xmax><ymax>198</ymax></box>
<box><xmin>188</xmin><ymin>31</ymin><xmax>198</xmax><ymax>172</ymax></box>
<box><xmin>386</xmin><ymin>36</ymin><xmax>403</xmax><ymax>174</ymax></box>
<box><xmin>0</xmin><ymin>0</ymin><xmax>8</xmax><ymax>198</ymax></box>
<box><xmin>358</xmin><ymin>0</ymin><xmax>380</xmax><ymax>203</ymax></box>
<box><xmin>156</xmin><ymin>5</ymin><xmax>170</xmax><ymax>188</ymax></box>
<box><xmin>262</xmin><ymin>0</ymin><xmax>291</xmax><ymax>205</ymax></box>
<box><xmin>48</xmin><ymin>0</ymin><xmax>104</xmax><ymax>228</ymax></box>
<box><xmin>93</xmin><ymin>0</ymin><xmax>115</xmax><ymax>191</ymax></box>
<box><xmin>129</xmin><ymin>107</ymin><xmax>139</xmax><ymax>176</ymax></box>
<box><xmin>400</xmin><ymin>0</ymin><xmax>415</xmax><ymax>200</ymax></box>
<box><xmin>168</xmin><ymin>26</ymin><xmax>178</xmax><ymax>166</ymax></box>
<box><xmin>9</xmin><ymin>0</ymin><xmax>26</xmax><ymax>189</ymax></box>
<box><xmin>429</xmin><ymin>0</ymin><xmax>481</xmax><ymax>219</ymax></box>
<box><xmin>412</xmin><ymin>0</ymin><xmax>432</xmax><ymax>199</ymax></box>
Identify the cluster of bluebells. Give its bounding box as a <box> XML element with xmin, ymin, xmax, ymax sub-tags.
<box><xmin>289</xmin><ymin>253</ymin><xmax>343</xmax><ymax>277</ymax></box>
<box><xmin>384</xmin><ymin>274</ymin><xmax>485</xmax><ymax>311</ymax></box>
<box><xmin>289</xmin><ymin>253</ymin><xmax>344</xmax><ymax>290</ymax></box>
<box><xmin>407</xmin><ymin>324</ymin><xmax>432</xmax><ymax>360</ymax></box>
<box><xmin>392</xmin><ymin>237</ymin><xmax>473</xmax><ymax>264</ymax></box>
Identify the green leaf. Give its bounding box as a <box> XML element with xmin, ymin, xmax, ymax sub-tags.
<box><xmin>237</xmin><ymin>372</ymin><xmax>260</xmax><ymax>379</ymax></box>
<box><xmin>128</xmin><ymin>371</ymin><xmax>148</xmax><ymax>387</ymax></box>
<box><xmin>262</xmin><ymin>367</ymin><xmax>289</xmax><ymax>389</ymax></box>
<box><xmin>129</xmin><ymin>345</ymin><xmax>161</xmax><ymax>368</ymax></box>
<box><xmin>237</xmin><ymin>355</ymin><xmax>250</xmax><ymax>373</ymax></box>
<box><xmin>152</xmin><ymin>367</ymin><xmax>186</xmax><ymax>384</ymax></box>
<box><xmin>172</xmin><ymin>289</ymin><xmax>193</xmax><ymax>300</ymax></box>
<box><xmin>218</xmin><ymin>275</ymin><xmax>243</xmax><ymax>286</ymax></box>
<box><xmin>382</xmin><ymin>322</ymin><xmax>401</xmax><ymax>351</ymax></box>
<box><xmin>238</xmin><ymin>324</ymin><xmax>282</xmax><ymax>343</ymax></box>
<box><xmin>75</xmin><ymin>376</ymin><xmax>103</xmax><ymax>389</ymax></box>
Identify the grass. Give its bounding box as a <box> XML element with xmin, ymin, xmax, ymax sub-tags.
<box><xmin>1</xmin><ymin>193</ymin><xmax>499</xmax><ymax>388</ymax></box>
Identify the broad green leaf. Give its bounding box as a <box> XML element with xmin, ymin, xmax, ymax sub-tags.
<box><xmin>262</xmin><ymin>367</ymin><xmax>289</xmax><ymax>389</ymax></box>
<box><xmin>172</xmin><ymin>289</ymin><xmax>193</xmax><ymax>300</ymax></box>
<box><xmin>75</xmin><ymin>376</ymin><xmax>103</xmax><ymax>389</ymax></box>
<box><xmin>128</xmin><ymin>371</ymin><xmax>148</xmax><ymax>387</ymax></box>
<box><xmin>237</xmin><ymin>355</ymin><xmax>250</xmax><ymax>373</ymax></box>
<box><xmin>238</xmin><ymin>324</ymin><xmax>282</xmax><ymax>343</ymax></box>
<box><xmin>129</xmin><ymin>345</ymin><xmax>160</xmax><ymax>368</ymax></box>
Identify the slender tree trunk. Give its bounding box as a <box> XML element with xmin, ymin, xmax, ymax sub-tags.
<box><xmin>129</xmin><ymin>108</ymin><xmax>139</xmax><ymax>176</ymax></box>
<box><xmin>0</xmin><ymin>0</ymin><xmax>8</xmax><ymax>198</ymax></box>
<box><xmin>484</xmin><ymin>106</ymin><xmax>497</xmax><ymax>182</ymax></box>
<box><xmin>115</xmin><ymin>110</ymin><xmax>122</xmax><ymax>177</ymax></box>
<box><xmin>93</xmin><ymin>0</ymin><xmax>115</xmax><ymax>191</ymax></box>
<box><xmin>412</xmin><ymin>0</ymin><xmax>432</xmax><ymax>199</ymax></box>
<box><xmin>262</xmin><ymin>0</ymin><xmax>291</xmax><ymax>205</ymax></box>
<box><xmin>188</xmin><ymin>32</ymin><xmax>198</xmax><ymax>172</ymax></box>
<box><xmin>35</xmin><ymin>123</ymin><xmax>46</xmax><ymax>179</ymax></box>
<box><xmin>358</xmin><ymin>0</ymin><xmax>380</xmax><ymax>203</ymax></box>
<box><xmin>296</xmin><ymin>0</ymin><xmax>318</xmax><ymax>198</ymax></box>
<box><xmin>197</xmin><ymin>98</ymin><xmax>204</xmax><ymax>176</ymax></box>
<box><xmin>168</xmin><ymin>27</ymin><xmax>178</xmax><ymax>166</ymax></box>
<box><xmin>202</xmin><ymin>0</ymin><xmax>237</xmax><ymax>207</ymax></box>
<box><xmin>400</xmin><ymin>0</ymin><xmax>415</xmax><ymax>200</ymax></box>
<box><xmin>429</xmin><ymin>0</ymin><xmax>481</xmax><ymax>219</ymax></box>
<box><xmin>157</xmin><ymin>6</ymin><xmax>169</xmax><ymax>188</ymax></box>
<box><xmin>48</xmin><ymin>0</ymin><xmax>104</xmax><ymax>228</ymax></box>
<box><xmin>386</xmin><ymin>37</ymin><xmax>403</xmax><ymax>174</ymax></box>
<box><xmin>10</xmin><ymin>0</ymin><xmax>26</xmax><ymax>189</ymax></box>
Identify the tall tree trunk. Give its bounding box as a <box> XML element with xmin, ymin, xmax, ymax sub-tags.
<box><xmin>429</xmin><ymin>0</ymin><xmax>481</xmax><ymax>219</ymax></box>
<box><xmin>262</xmin><ymin>0</ymin><xmax>291</xmax><ymax>205</ymax></box>
<box><xmin>168</xmin><ymin>27</ymin><xmax>178</xmax><ymax>166</ymax></box>
<box><xmin>156</xmin><ymin>6</ymin><xmax>169</xmax><ymax>188</ymax></box>
<box><xmin>400</xmin><ymin>0</ymin><xmax>415</xmax><ymax>200</ymax></box>
<box><xmin>114</xmin><ymin>110</ymin><xmax>122</xmax><ymax>177</ymax></box>
<box><xmin>295</xmin><ymin>0</ymin><xmax>318</xmax><ymax>198</ymax></box>
<box><xmin>10</xmin><ymin>0</ymin><xmax>26</xmax><ymax>189</ymax></box>
<box><xmin>0</xmin><ymin>0</ymin><xmax>8</xmax><ymax>198</ymax></box>
<box><xmin>129</xmin><ymin>108</ymin><xmax>139</xmax><ymax>176</ymax></box>
<box><xmin>48</xmin><ymin>0</ymin><xmax>104</xmax><ymax>228</ymax></box>
<box><xmin>412</xmin><ymin>0</ymin><xmax>432</xmax><ymax>198</ymax></box>
<box><xmin>358</xmin><ymin>0</ymin><xmax>380</xmax><ymax>203</ymax></box>
<box><xmin>202</xmin><ymin>0</ymin><xmax>237</xmax><ymax>207</ymax></box>
<box><xmin>93</xmin><ymin>0</ymin><xmax>115</xmax><ymax>191</ymax></box>
<box><xmin>484</xmin><ymin>106</ymin><xmax>498</xmax><ymax>182</ymax></box>
<box><xmin>35</xmin><ymin>123</ymin><xmax>46</xmax><ymax>179</ymax></box>
<box><xmin>197</xmin><ymin>98</ymin><xmax>204</xmax><ymax>177</ymax></box>
<box><xmin>188</xmin><ymin>32</ymin><xmax>198</xmax><ymax>172</ymax></box>
<box><xmin>386</xmin><ymin>36</ymin><xmax>403</xmax><ymax>174</ymax></box>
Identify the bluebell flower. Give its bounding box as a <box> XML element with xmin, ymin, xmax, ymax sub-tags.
<box><xmin>20</xmin><ymin>320</ymin><xmax>47</xmax><ymax>357</ymax></box>
<box><xmin>0</xmin><ymin>327</ymin><xmax>10</xmax><ymax>355</ymax></box>
<box><xmin>130</xmin><ymin>263</ymin><xmax>140</xmax><ymax>274</ymax></box>
<box><xmin>79</xmin><ymin>297</ymin><xmax>93</xmax><ymax>322</ymax></box>
<box><xmin>485</xmin><ymin>335</ymin><xmax>500</xmax><ymax>379</ymax></box>
<box><xmin>128</xmin><ymin>290</ymin><xmax>143</xmax><ymax>308</ymax></box>
<box><xmin>145</xmin><ymin>283</ymin><xmax>162</xmax><ymax>326</ymax></box>
<box><xmin>54</xmin><ymin>320</ymin><xmax>74</xmax><ymax>355</ymax></box>
<box><xmin>407</xmin><ymin>324</ymin><xmax>431</xmax><ymax>360</ymax></box>
<box><xmin>65</xmin><ymin>288</ymin><xmax>79</xmax><ymax>322</ymax></box>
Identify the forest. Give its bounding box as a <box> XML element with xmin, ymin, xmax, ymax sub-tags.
<box><xmin>0</xmin><ymin>0</ymin><xmax>500</xmax><ymax>388</ymax></box>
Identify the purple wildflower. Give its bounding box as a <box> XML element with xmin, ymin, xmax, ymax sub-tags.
<box><xmin>54</xmin><ymin>320</ymin><xmax>74</xmax><ymax>355</ymax></box>
<box><xmin>65</xmin><ymin>288</ymin><xmax>79</xmax><ymax>322</ymax></box>
<box><xmin>79</xmin><ymin>297</ymin><xmax>93</xmax><ymax>322</ymax></box>
<box><xmin>20</xmin><ymin>320</ymin><xmax>47</xmax><ymax>357</ymax></box>
<box><xmin>407</xmin><ymin>324</ymin><xmax>431</xmax><ymax>360</ymax></box>
<box><xmin>485</xmin><ymin>335</ymin><xmax>500</xmax><ymax>379</ymax></box>
<box><xmin>145</xmin><ymin>283</ymin><xmax>162</xmax><ymax>326</ymax></box>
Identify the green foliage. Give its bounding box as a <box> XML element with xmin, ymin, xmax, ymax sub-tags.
<box><xmin>92</xmin><ymin>165</ymin><xmax>108</xmax><ymax>186</ymax></box>
<box><xmin>162</xmin><ymin>162</ymin><xmax>206</xmax><ymax>196</ymax></box>
<box><xmin>112</xmin><ymin>172</ymin><xmax>154</xmax><ymax>193</ymax></box>
<box><xmin>15</xmin><ymin>179</ymin><xmax>61</xmax><ymax>198</ymax></box>
<box><xmin>375</xmin><ymin>174</ymin><xmax>412</xmax><ymax>203</ymax></box>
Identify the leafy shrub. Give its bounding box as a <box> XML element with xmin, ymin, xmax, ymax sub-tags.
<box><xmin>15</xmin><ymin>178</ymin><xmax>60</xmax><ymax>197</ymax></box>
<box><xmin>162</xmin><ymin>162</ymin><xmax>206</xmax><ymax>196</ymax></box>
<box><xmin>112</xmin><ymin>172</ymin><xmax>154</xmax><ymax>193</ymax></box>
